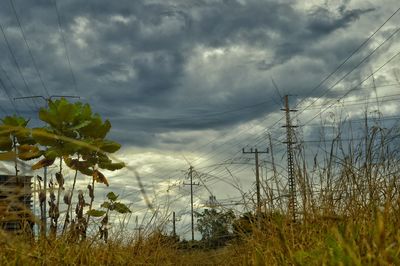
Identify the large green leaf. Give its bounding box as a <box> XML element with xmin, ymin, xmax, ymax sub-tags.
<box><xmin>0</xmin><ymin>136</ymin><xmax>12</xmax><ymax>151</ymax></box>
<box><xmin>78</xmin><ymin>103</ymin><xmax>92</xmax><ymax>121</ymax></box>
<box><xmin>97</xmin><ymin>153</ymin><xmax>112</xmax><ymax>164</ymax></box>
<box><xmin>45</xmin><ymin>147</ymin><xmax>65</xmax><ymax>160</ymax></box>
<box><xmin>56</xmin><ymin>99</ymin><xmax>75</xmax><ymax>123</ymax></box>
<box><xmin>32</xmin><ymin>128</ymin><xmax>58</xmax><ymax>146</ymax></box>
<box><xmin>86</xmin><ymin>209</ymin><xmax>106</xmax><ymax>217</ymax></box>
<box><xmin>78</xmin><ymin>167</ymin><xmax>94</xmax><ymax>176</ymax></box>
<box><xmin>0</xmin><ymin>125</ymin><xmax>14</xmax><ymax>137</ymax></box>
<box><xmin>15</xmin><ymin>128</ymin><xmax>35</xmax><ymax>145</ymax></box>
<box><xmin>39</xmin><ymin>108</ymin><xmax>60</xmax><ymax>129</ymax></box>
<box><xmin>32</xmin><ymin>158</ymin><xmax>55</xmax><ymax>170</ymax></box>
<box><xmin>0</xmin><ymin>151</ymin><xmax>16</xmax><ymax>161</ymax></box>
<box><xmin>18</xmin><ymin>144</ymin><xmax>43</xmax><ymax>161</ymax></box>
<box><xmin>80</xmin><ymin>116</ymin><xmax>111</xmax><ymax>139</ymax></box>
<box><xmin>100</xmin><ymin>201</ymin><xmax>112</xmax><ymax>209</ymax></box>
<box><xmin>1</xmin><ymin>115</ymin><xmax>28</xmax><ymax>127</ymax></box>
<box><xmin>114</xmin><ymin>202</ymin><xmax>131</xmax><ymax>214</ymax></box>
<box><xmin>69</xmin><ymin>120</ymin><xmax>92</xmax><ymax>131</ymax></box>
<box><xmin>106</xmin><ymin>192</ymin><xmax>119</xmax><ymax>201</ymax></box>
<box><xmin>99</xmin><ymin>162</ymin><xmax>125</xmax><ymax>171</ymax></box>
<box><xmin>99</xmin><ymin>140</ymin><xmax>121</xmax><ymax>153</ymax></box>
<box><xmin>62</xmin><ymin>141</ymin><xmax>82</xmax><ymax>155</ymax></box>
<box><xmin>81</xmin><ymin>152</ymin><xmax>99</xmax><ymax>165</ymax></box>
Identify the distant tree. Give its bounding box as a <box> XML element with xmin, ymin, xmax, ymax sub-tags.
<box><xmin>195</xmin><ymin>208</ymin><xmax>235</xmax><ymax>248</ymax></box>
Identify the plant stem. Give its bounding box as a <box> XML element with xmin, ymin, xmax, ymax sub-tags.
<box><xmin>54</xmin><ymin>157</ymin><xmax>62</xmax><ymax>236</ymax></box>
<box><xmin>13</xmin><ymin>135</ymin><xmax>18</xmax><ymax>177</ymax></box>
<box><xmin>62</xmin><ymin>158</ymin><xmax>79</xmax><ymax>234</ymax></box>
<box><xmin>86</xmin><ymin>177</ymin><xmax>95</xmax><ymax>224</ymax></box>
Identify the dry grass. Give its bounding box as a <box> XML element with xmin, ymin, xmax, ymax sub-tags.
<box><xmin>1</xmin><ymin>211</ymin><xmax>400</xmax><ymax>265</ymax></box>
<box><xmin>1</xmin><ymin>114</ymin><xmax>400</xmax><ymax>265</ymax></box>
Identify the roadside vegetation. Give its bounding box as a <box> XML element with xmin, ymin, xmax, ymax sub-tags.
<box><xmin>1</xmin><ymin>98</ymin><xmax>400</xmax><ymax>265</ymax></box>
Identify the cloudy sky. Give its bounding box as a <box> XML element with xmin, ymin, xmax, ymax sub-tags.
<box><xmin>0</xmin><ymin>0</ymin><xmax>399</xmax><ymax>238</ymax></box>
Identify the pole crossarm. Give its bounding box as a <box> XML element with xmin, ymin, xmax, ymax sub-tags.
<box><xmin>14</xmin><ymin>95</ymin><xmax>80</xmax><ymax>103</ymax></box>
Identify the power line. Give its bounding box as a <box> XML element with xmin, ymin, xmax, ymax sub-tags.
<box><xmin>302</xmin><ymin>50</ymin><xmax>400</xmax><ymax>127</ymax></box>
<box><xmin>252</xmin><ymin>7</ymin><xmax>400</xmax><ymax>138</ymax></box>
<box><xmin>123</xmin><ymin>6</ymin><xmax>400</xmax><ymax>210</ymax></box>
<box><xmin>9</xmin><ymin>0</ymin><xmax>50</xmax><ymax>97</ymax></box>
<box><xmin>295</xmin><ymin>6</ymin><xmax>400</xmax><ymax>109</ymax></box>
<box><xmin>0</xmin><ymin>75</ymin><xmax>18</xmax><ymax>114</ymax></box>
<box><xmin>293</xmin><ymin>26</ymin><xmax>400</xmax><ymax>121</ymax></box>
<box><xmin>256</xmin><ymin>27</ymin><xmax>400</xmax><ymax>147</ymax></box>
<box><xmin>52</xmin><ymin>0</ymin><xmax>79</xmax><ymax>94</ymax></box>
<box><xmin>0</xmin><ymin>21</ymin><xmax>38</xmax><ymax>111</ymax></box>
<box><xmin>301</xmin><ymin>91</ymin><xmax>400</xmax><ymax>110</ymax></box>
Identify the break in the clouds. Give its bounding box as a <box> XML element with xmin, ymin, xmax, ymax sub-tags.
<box><xmin>0</xmin><ymin>0</ymin><xmax>400</xmax><ymax>238</ymax></box>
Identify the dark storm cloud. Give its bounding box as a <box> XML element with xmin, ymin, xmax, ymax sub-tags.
<box><xmin>307</xmin><ymin>6</ymin><xmax>374</xmax><ymax>35</ymax></box>
<box><xmin>0</xmin><ymin>0</ymin><xmax>393</xmax><ymax>148</ymax></box>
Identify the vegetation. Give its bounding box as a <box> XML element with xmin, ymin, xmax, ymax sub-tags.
<box><xmin>1</xmin><ymin>100</ymin><xmax>400</xmax><ymax>265</ymax></box>
<box><xmin>0</xmin><ymin>98</ymin><xmax>128</xmax><ymax>240</ymax></box>
<box><xmin>195</xmin><ymin>208</ymin><xmax>235</xmax><ymax>248</ymax></box>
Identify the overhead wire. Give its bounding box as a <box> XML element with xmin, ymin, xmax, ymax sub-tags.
<box><xmin>243</xmin><ymin>7</ymin><xmax>400</xmax><ymax>139</ymax></box>
<box><xmin>52</xmin><ymin>0</ymin><xmax>79</xmax><ymax>94</ymax></box>
<box><xmin>292</xmin><ymin>26</ymin><xmax>400</xmax><ymax>122</ymax></box>
<box><xmin>9</xmin><ymin>0</ymin><xmax>50</xmax><ymax>97</ymax></box>
<box><xmin>0</xmin><ymin>22</ymin><xmax>38</xmax><ymax>111</ymax></box>
<box><xmin>301</xmin><ymin>50</ymin><xmax>400</xmax><ymax>127</ymax></box>
<box><xmin>134</xmin><ymin>6</ymin><xmax>400</xmax><ymax>216</ymax></box>
<box><xmin>0</xmin><ymin>76</ymin><xmax>18</xmax><ymax>114</ymax></box>
<box><xmin>294</xmin><ymin>6</ymin><xmax>400</xmax><ymax>109</ymax></box>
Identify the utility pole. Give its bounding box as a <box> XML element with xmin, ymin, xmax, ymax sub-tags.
<box><xmin>14</xmin><ymin>95</ymin><xmax>79</xmax><ymax>237</ymax></box>
<box><xmin>169</xmin><ymin>211</ymin><xmax>181</xmax><ymax>238</ymax></box>
<box><xmin>172</xmin><ymin>211</ymin><xmax>176</xmax><ymax>237</ymax></box>
<box><xmin>183</xmin><ymin>166</ymin><xmax>199</xmax><ymax>241</ymax></box>
<box><xmin>134</xmin><ymin>216</ymin><xmax>144</xmax><ymax>241</ymax></box>
<box><xmin>242</xmin><ymin>148</ymin><xmax>269</xmax><ymax>215</ymax></box>
<box><xmin>282</xmin><ymin>95</ymin><xmax>298</xmax><ymax>223</ymax></box>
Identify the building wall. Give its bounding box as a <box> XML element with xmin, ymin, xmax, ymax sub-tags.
<box><xmin>0</xmin><ymin>175</ymin><xmax>33</xmax><ymax>233</ymax></box>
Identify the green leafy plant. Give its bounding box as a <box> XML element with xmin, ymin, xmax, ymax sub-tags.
<box><xmin>26</xmin><ymin>98</ymin><xmax>125</xmax><ymax>238</ymax></box>
<box><xmin>0</xmin><ymin>115</ymin><xmax>40</xmax><ymax>176</ymax></box>
<box><xmin>88</xmin><ymin>191</ymin><xmax>131</xmax><ymax>243</ymax></box>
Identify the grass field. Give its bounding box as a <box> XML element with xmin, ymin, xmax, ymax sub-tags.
<box><xmin>1</xmin><ymin>111</ymin><xmax>400</xmax><ymax>265</ymax></box>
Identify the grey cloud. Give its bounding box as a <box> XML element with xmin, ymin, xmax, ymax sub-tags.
<box><xmin>0</xmin><ymin>0</ymin><xmax>394</xmax><ymax>148</ymax></box>
<box><xmin>307</xmin><ymin>6</ymin><xmax>374</xmax><ymax>35</ymax></box>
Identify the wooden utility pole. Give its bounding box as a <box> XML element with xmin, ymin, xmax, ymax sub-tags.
<box><xmin>134</xmin><ymin>215</ymin><xmax>144</xmax><ymax>241</ymax></box>
<box><xmin>282</xmin><ymin>95</ymin><xmax>298</xmax><ymax>223</ymax></box>
<box><xmin>170</xmin><ymin>211</ymin><xmax>181</xmax><ymax>238</ymax></box>
<box><xmin>183</xmin><ymin>166</ymin><xmax>199</xmax><ymax>241</ymax></box>
<box><xmin>14</xmin><ymin>95</ymin><xmax>79</xmax><ymax>237</ymax></box>
<box><xmin>242</xmin><ymin>148</ymin><xmax>268</xmax><ymax>215</ymax></box>
<box><xmin>172</xmin><ymin>211</ymin><xmax>176</xmax><ymax>237</ymax></box>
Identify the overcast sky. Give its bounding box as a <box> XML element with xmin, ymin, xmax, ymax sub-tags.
<box><xmin>0</xmin><ymin>0</ymin><xmax>399</xmax><ymax>238</ymax></box>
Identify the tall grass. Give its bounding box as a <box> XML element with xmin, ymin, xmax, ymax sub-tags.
<box><xmin>1</xmin><ymin>113</ymin><xmax>400</xmax><ymax>265</ymax></box>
